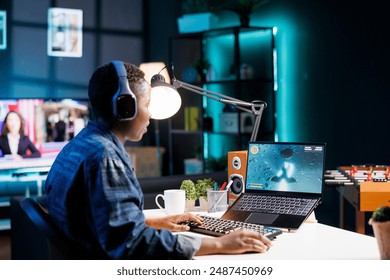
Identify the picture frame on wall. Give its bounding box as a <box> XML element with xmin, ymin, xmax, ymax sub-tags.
<box><xmin>47</xmin><ymin>7</ymin><xmax>83</xmax><ymax>57</ymax></box>
<box><xmin>0</xmin><ymin>10</ymin><xmax>6</xmax><ymax>50</ymax></box>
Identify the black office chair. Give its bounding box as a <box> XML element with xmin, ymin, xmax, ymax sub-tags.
<box><xmin>19</xmin><ymin>197</ymin><xmax>106</xmax><ymax>259</ymax></box>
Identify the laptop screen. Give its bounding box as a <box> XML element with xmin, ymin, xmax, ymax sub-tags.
<box><xmin>246</xmin><ymin>142</ymin><xmax>325</xmax><ymax>194</ymax></box>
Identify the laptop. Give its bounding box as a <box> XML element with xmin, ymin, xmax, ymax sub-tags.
<box><xmin>221</xmin><ymin>142</ymin><xmax>326</xmax><ymax>231</ymax></box>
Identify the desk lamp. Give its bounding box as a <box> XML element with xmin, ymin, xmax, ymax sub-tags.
<box><xmin>149</xmin><ymin>66</ymin><xmax>267</xmax><ymax>142</ymax></box>
<box><xmin>139</xmin><ymin>62</ymin><xmax>176</xmax><ymax>176</ymax></box>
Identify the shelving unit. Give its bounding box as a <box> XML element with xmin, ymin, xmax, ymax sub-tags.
<box><xmin>168</xmin><ymin>26</ymin><xmax>277</xmax><ymax>175</ymax></box>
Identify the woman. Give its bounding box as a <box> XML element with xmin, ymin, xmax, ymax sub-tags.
<box><xmin>44</xmin><ymin>62</ymin><xmax>272</xmax><ymax>259</ymax></box>
<box><xmin>0</xmin><ymin>110</ymin><xmax>41</xmax><ymax>159</ymax></box>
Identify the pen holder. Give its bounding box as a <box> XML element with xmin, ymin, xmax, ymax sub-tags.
<box><xmin>207</xmin><ymin>189</ymin><xmax>228</xmax><ymax>213</ymax></box>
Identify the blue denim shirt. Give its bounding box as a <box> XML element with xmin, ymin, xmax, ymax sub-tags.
<box><xmin>45</xmin><ymin>121</ymin><xmax>200</xmax><ymax>259</ymax></box>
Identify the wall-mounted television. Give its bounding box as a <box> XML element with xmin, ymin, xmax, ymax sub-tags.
<box><xmin>0</xmin><ymin>98</ymin><xmax>90</xmax><ymax>157</ymax></box>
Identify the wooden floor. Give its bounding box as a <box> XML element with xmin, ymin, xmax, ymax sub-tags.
<box><xmin>0</xmin><ymin>231</ymin><xmax>11</xmax><ymax>260</ymax></box>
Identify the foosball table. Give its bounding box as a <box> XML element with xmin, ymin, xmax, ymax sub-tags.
<box><xmin>325</xmin><ymin>165</ymin><xmax>390</xmax><ymax>234</ymax></box>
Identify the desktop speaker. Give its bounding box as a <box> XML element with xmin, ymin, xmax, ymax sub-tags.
<box><xmin>227</xmin><ymin>150</ymin><xmax>247</xmax><ymax>204</ymax></box>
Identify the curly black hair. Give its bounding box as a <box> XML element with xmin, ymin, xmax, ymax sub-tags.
<box><xmin>88</xmin><ymin>62</ymin><xmax>146</xmax><ymax>122</ymax></box>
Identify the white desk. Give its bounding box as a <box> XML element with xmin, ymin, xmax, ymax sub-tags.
<box><xmin>0</xmin><ymin>156</ymin><xmax>55</xmax><ymax>170</ymax></box>
<box><xmin>144</xmin><ymin>209</ymin><xmax>380</xmax><ymax>260</ymax></box>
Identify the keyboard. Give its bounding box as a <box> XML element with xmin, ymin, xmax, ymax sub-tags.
<box><xmin>233</xmin><ymin>194</ymin><xmax>317</xmax><ymax>216</ymax></box>
<box><xmin>181</xmin><ymin>215</ymin><xmax>283</xmax><ymax>239</ymax></box>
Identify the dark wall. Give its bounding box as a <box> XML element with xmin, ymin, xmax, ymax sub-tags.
<box><xmin>0</xmin><ymin>0</ymin><xmax>145</xmax><ymax>99</ymax></box>
<box><xmin>145</xmin><ymin>0</ymin><xmax>390</xmax><ymax>228</ymax></box>
<box><xmin>147</xmin><ymin>0</ymin><xmax>390</xmax><ymax>172</ymax></box>
<box><xmin>279</xmin><ymin>0</ymin><xmax>390</xmax><ymax>170</ymax></box>
<box><xmin>0</xmin><ymin>0</ymin><xmax>153</xmax><ymax>147</ymax></box>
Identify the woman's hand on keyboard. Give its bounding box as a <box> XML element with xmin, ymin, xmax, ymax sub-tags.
<box><xmin>196</xmin><ymin>228</ymin><xmax>273</xmax><ymax>256</ymax></box>
<box><xmin>145</xmin><ymin>213</ymin><xmax>203</xmax><ymax>232</ymax></box>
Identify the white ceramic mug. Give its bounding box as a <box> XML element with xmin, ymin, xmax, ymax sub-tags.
<box><xmin>155</xmin><ymin>189</ymin><xmax>186</xmax><ymax>215</ymax></box>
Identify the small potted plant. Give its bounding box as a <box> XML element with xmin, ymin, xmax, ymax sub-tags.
<box><xmin>180</xmin><ymin>179</ymin><xmax>198</xmax><ymax>211</ymax></box>
<box><xmin>220</xmin><ymin>0</ymin><xmax>270</xmax><ymax>27</ymax></box>
<box><xmin>368</xmin><ymin>206</ymin><xmax>390</xmax><ymax>259</ymax></box>
<box><xmin>195</xmin><ymin>178</ymin><xmax>215</xmax><ymax>211</ymax></box>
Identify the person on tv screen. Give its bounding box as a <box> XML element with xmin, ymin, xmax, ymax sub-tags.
<box><xmin>44</xmin><ymin>61</ymin><xmax>272</xmax><ymax>259</ymax></box>
<box><xmin>0</xmin><ymin>110</ymin><xmax>41</xmax><ymax>159</ymax></box>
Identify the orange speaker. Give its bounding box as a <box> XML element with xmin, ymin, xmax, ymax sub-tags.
<box><xmin>227</xmin><ymin>150</ymin><xmax>247</xmax><ymax>205</ymax></box>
